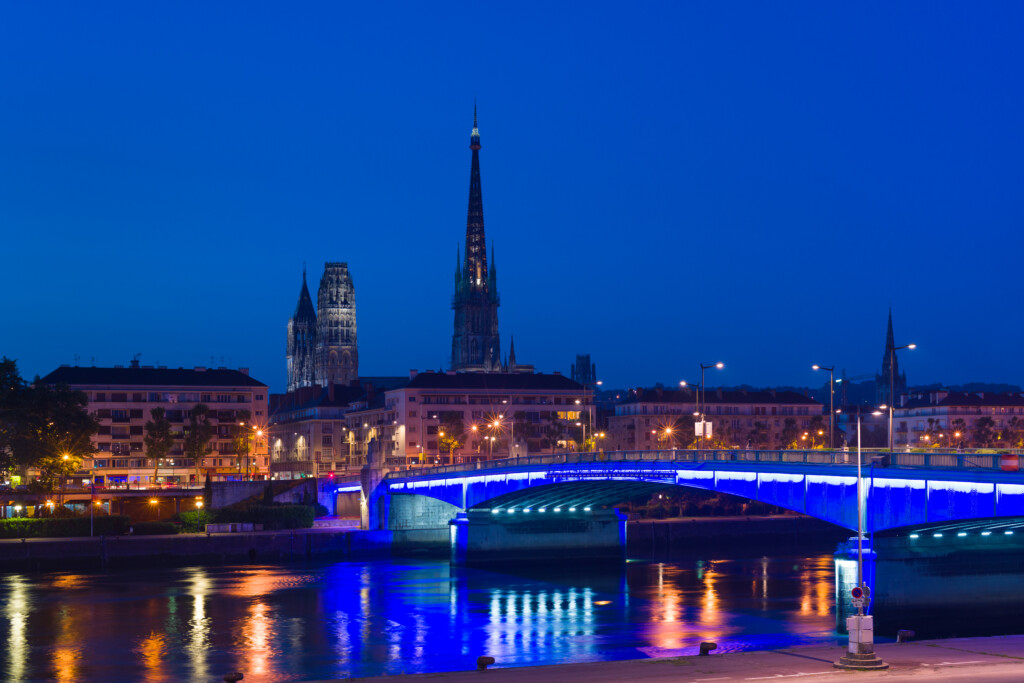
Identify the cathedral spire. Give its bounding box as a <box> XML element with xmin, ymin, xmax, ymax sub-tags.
<box><xmin>464</xmin><ymin>104</ymin><xmax>486</xmax><ymax>290</ymax></box>
<box><xmin>451</xmin><ymin>104</ymin><xmax>500</xmax><ymax>373</ymax></box>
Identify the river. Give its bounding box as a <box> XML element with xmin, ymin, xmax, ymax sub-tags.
<box><xmin>0</xmin><ymin>549</ymin><xmax>844</xmax><ymax>682</ymax></box>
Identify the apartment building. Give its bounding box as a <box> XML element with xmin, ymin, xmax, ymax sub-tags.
<box><xmin>41</xmin><ymin>363</ymin><xmax>269</xmax><ymax>485</ymax></box>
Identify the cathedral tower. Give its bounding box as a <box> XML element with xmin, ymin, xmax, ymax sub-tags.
<box><xmin>451</xmin><ymin>105</ymin><xmax>501</xmax><ymax>372</ymax></box>
<box><xmin>316</xmin><ymin>262</ymin><xmax>358</xmax><ymax>386</ymax></box>
<box><xmin>286</xmin><ymin>267</ymin><xmax>318</xmax><ymax>393</ymax></box>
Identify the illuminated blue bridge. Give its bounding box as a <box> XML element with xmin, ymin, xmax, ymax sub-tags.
<box><xmin>341</xmin><ymin>449</ymin><xmax>1024</xmax><ymax>564</ymax></box>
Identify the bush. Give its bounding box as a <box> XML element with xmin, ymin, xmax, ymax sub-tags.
<box><xmin>130</xmin><ymin>521</ymin><xmax>179</xmax><ymax>535</ymax></box>
<box><xmin>313</xmin><ymin>502</ymin><xmax>329</xmax><ymax>518</ymax></box>
<box><xmin>174</xmin><ymin>510</ymin><xmax>216</xmax><ymax>533</ymax></box>
<box><xmin>0</xmin><ymin>515</ymin><xmax>130</xmax><ymax>538</ymax></box>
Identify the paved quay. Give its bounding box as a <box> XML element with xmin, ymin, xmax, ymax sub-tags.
<box><xmin>327</xmin><ymin>635</ymin><xmax>1024</xmax><ymax>682</ymax></box>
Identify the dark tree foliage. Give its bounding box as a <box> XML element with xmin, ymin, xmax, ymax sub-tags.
<box><xmin>183</xmin><ymin>404</ymin><xmax>215</xmax><ymax>483</ymax></box>
<box><xmin>144</xmin><ymin>407</ymin><xmax>175</xmax><ymax>482</ymax></box>
<box><xmin>0</xmin><ymin>358</ymin><xmax>98</xmax><ymax>488</ymax></box>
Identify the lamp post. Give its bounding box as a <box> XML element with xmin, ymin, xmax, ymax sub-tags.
<box><xmin>835</xmin><ymin>405</ymin><xmax>887</xmax><ymax>670</ymax></box>
<box><xmin>59</xmin><ymin>453</ymin><xmax>70</xmax><ymax>508</ymax></box>
<box><xmin>698</xmin><ymin>362</ymin><xmax>724</xmax><ymax>450</ymax></box>
<box><xmin>812</xmin><ymin>365</ymin><xmax>835</xmax><ymax>449</ymax></box>
<box><xmin>887</xmin><ymin>343</ymin><xmax>916</xmax><ymax>451</ymax></box>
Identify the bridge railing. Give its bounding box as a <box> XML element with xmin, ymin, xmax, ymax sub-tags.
<box><xmin>386</xmin><ymin>448</ymin><xmax>1021</xmax><ymax>480</ymax></box>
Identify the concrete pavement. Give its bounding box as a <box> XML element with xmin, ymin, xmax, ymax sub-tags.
<box><xmin>328</xmin><ymin>635</ymin><xmax>1024</xmax><ymax>682</ymax></box>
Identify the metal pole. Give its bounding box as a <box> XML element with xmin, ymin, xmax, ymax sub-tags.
<box><xmin>700</xmin><ymin>365</ymin><xmax>706</xmax><ymax>451</ymax></box>
<box><xmin>889</xmin><ymin>348</ymin><xmax>894</xmax><ymax>452</ymax></box>
<box><xmin>857</xmin><ymin>410</ymin><xmax>864</xmax><ymax>601</ymax></box>
<box><xmin>829</xmin><ymin>368</ymin><xmax>834</xmax><ymax>449</ymax></box>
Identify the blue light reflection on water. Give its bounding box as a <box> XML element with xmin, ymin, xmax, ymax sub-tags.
<box><xmin>0</xmin><ymin>554</ymin><xmax>840</xmax><ymax>682</ymax></box>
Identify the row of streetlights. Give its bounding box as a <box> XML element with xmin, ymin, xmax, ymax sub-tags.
<box><xmin>813</xmin><ymin>341</ymin><xmax>916</xmax><ymax>452</ymax></box>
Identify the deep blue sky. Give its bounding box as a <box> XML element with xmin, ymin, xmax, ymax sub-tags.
<box><xmin>2</xmin><ymin>2</ymin><xmax>1022</xmax><ymax>393</ymax></box>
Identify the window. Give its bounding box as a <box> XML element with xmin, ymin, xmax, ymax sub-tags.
<box><xmin>111</xmin><ymin>393</ymin><xmax>127</xmax><ymax>402</ymax></box>
<box><xmin>95</xmin><ymin>393</ymin><xmax>106</xmax><ymax>402</ymax></box>
<box><xmin>132</xmin><ymin>393</ymin><xmax>145</xmax><ymax>402</ymax></box>
<box><xmin>408</xmin><ymin>397</ymin><xmax>416</xmax><ymax>402</ymax></box>
<box><xmin>322</xmin><ymin>435</ymin><xmax>333</xmax><ymax>446</ymax></box>
<box><xmin>408</xmin><ymin>410</ymin><xmax>417</xmax><ymax>418</ymax></box>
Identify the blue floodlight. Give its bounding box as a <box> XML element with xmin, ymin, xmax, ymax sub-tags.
<box><xmin>982</xmin><ymin>531</ymin><xmax>992</xmax><ymax>536</ymax></box>
<box><xmin>538</xmin><ymin>508</ymin><xmax>546</xmax><ymax>513</ymax></box>
<box><xmin>554</xmin><ymin>507</ymin><xmax>562</xmax><ymax>512</ymax></box>
<box><xmin>957</xmin><ymin>532</ymin><xmax>967</xmax><ymax>537</ymax></box>
<box><xmin>933</xmin><ymin>533</ymin><xmax>943</xmax><ymax>538</ymax></box>
<box><xmin>491</xmin><ymin>509</ymin><xmax>499</xmax><ymax>515</ymax></box>
<box><xmin>909</xmin><ymin>534</ymin><xmax>919</xmax><ymax>539</ymax></box>
<box><xmin>1006</xmin><ymin>530</ymin><xmax>1014</xmax><ymax>535</ymax></box>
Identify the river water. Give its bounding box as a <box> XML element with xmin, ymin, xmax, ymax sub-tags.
<box><xmin>0</xmin><ymin>550</ymin><xmax>843</xmax><ymax>682</ymax></box>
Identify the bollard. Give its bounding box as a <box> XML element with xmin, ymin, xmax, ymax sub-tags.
<box><xmin>699</xmin><ymin>642</ymin><xmax>717</xmax><ymax>656</ymax></box>
<box><xmin>223</xmin><ymin>673</ymin><xmax>244</xmax><ymax>682</ymax></box>
<box><xmin>476</xmin><ymin>656</ymin><xmax>495</xmax><ymax>671</ymax></box>
<box><xmin>896</xmin><ymin>629</ymin><xmax>915</xmax><ymax>643</ymax></box>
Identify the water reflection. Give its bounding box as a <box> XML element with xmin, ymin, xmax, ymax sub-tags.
<box><xmin>0</xmin><ymin>553</ymin><xmax>843</xmax><ymax>681</ymax></box>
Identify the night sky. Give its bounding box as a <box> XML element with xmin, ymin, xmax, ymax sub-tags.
<box><xmin>1</xmin><ymin>2</ymin><xmax>1022</xmax><ymax>393</ymax></box>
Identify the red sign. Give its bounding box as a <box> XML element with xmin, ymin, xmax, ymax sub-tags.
<box><xmin>1000</xmin><ymin>453</ymin><xmax>1019</xmax><ymax>473</ymax></box>
<box><xmin>851</xmin><ymin>586</ymin><xmax>864</xmax><ymax>599</ymax></box>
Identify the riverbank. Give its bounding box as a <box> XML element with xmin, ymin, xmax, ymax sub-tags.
<box><xmin>331</xmin><ymin>634</ymin><xmax>1024</xmax><ymax>682</ymax></box>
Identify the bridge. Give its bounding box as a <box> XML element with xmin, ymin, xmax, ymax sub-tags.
<box><xmin>344</xmin><ymin>449</ymin><xmax>1024</xmax><ymax>564</ymax></box>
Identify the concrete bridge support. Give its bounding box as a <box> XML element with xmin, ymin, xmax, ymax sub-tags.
<box><xmin>450</xmin><ymin>508</ymin><xmax>627</xmax><ymax>566</ymax></box>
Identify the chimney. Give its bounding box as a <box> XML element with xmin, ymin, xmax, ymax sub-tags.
<box><xmin>409</xmin><ymin>369</ymin><xmax>418</xmax><ymax>379</ymax></box>
<box><xmin>239</xmin><ymin>368</ymin><xmax>250</xmax><ymax>375</ymax></box>
<box><xmin>194</xmin><ymin>366</ymin><xmax>207</xmax><ymax>372</ymax></box>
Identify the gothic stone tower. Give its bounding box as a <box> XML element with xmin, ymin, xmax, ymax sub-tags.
<box><xmin>451</xmin><ymin>105</ymin><xmax>501</xmax><ymax>372</ymax></box>
<box><xmin>876</xmin><ymin>308</ymin><xmax>907</xmax><ymax>406</ymax></box>
<box><xmin>286</xmin><ymin>268</ymin><xmax>318</xmax><ymax>393</ymax></box>
<box><xmin>316</xmin><ymin>262</ymin><xmax>358</xmax><ymax>386</ymax></box>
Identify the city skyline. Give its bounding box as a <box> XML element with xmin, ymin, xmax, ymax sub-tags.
<box><xmin>2</xmin><ymin>3</ymin><xmax>1022</xmax><ymax>392</ymax></box>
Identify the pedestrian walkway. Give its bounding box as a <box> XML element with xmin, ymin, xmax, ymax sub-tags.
<box><xmin>327</xmin><ymin>635</ymin><xmax>1024</xmax><ymax>682</ymax></box>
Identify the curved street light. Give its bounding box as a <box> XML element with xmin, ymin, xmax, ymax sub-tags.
<box><xmin>812</xmin><ymin>365</ymin><xmax>835</xmax><ymax>449</ymax></box>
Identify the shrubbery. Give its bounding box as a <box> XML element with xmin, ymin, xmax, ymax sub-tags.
<box><xmin>130</xmin><ymin>521</ymin><xmax>180</xmax><ymax>535</ymax></box>
<box><xmin>0</xmin><ymin>515</ymin><xmax>131</xmax><ymax>538</ymax></box>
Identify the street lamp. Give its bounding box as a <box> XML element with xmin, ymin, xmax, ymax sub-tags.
<box><xmin>887</xmin><ymin>343</ymin><xmax>916</xmax><ymax>451</ymax></box>
<box><xmin>698</xmin><ymin>362</ymin><xmax>724</xmax><ymax>450</ymax></box>
<box><xmin>836</xmin><ymin>404</ymin><xmax>887</xmax><ymax>670</ymax></box>
<box><xmin>812</xmin><ymin>365</ymin><xmax>835</xmax><ymax>448</ymax></box>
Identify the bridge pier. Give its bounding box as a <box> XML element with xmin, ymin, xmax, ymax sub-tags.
<box><xmin>450</xmin><ymin>508</ymin><xmax>627</xmax><ymax>566</ymax></box>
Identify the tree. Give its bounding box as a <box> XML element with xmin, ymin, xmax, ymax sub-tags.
<box><xmin>779</xmin><ymin>418</ymin><xmax>800</xmax><ymax>449</ymax></box>
<box><xmin>951</xmin><ymin>418</ymin><xmax>968</xmax><ymax>447</ymax></box>
<box><xmin>972</xmin><ymin>417</ymin><xmax>996</xmax><ymax>448</ymax></box>
<box><xmin>1005</xmin><ymin>417</ymin><xmax>1024</xmax><ymax>448</ymax></box>
<box><xmin>183</xmin><ymin>404</ymin><xmax>215</xmax><ymax>484</ymax></box>
<box><xmin>746</xmin><ymin>421</ymin><xmax>770</xmax><ymax>449</ymax></box>
<box><xmin>0</xmin><ymin>357</ymin><xmax>27</xmax><ymax>476</ymax></box>
<box><xmin>144</xmin><ymin>407</ymin><xmax>175</xmax><ymax>484</ymax></box>
<box><xmin>11</xmin><ymin>379</ymin><xmax>98</xmax><ymax>489</ymax></box>
<box><xmin>438</xmin><ymin>424</ymin><xmax>462</xmax><ymax>464</ymax></box>
<box><xmin>806</xmin><ymin>416</ymin><xmax>826</xmax><ymax>448</ymax></box>
<box><xmin>232</xmin><ymin>409</ymin><xmax>252</xmax><ymax>478</ymax></box>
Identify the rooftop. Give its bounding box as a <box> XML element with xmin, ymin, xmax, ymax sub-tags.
<box><xmin>41</xmin><ymin>365</ymin><xmax>267</xmax><ymax>388</ymax></box>
<box><xmin>405</xmin><ymin>372</ymin><xmax>583</xmax><ymax>392</ymax></box>
<box><xmin>621</xmin><ymin>387</ymin><xmax>820</xmax><ymax>406</ymax></box>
